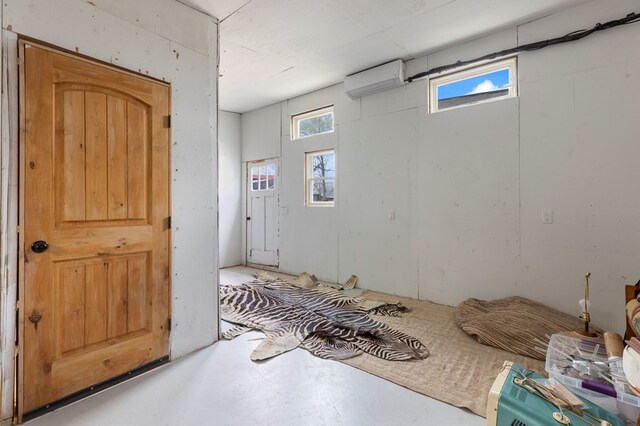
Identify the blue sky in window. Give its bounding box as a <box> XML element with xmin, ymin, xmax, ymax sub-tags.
<box><xmin>438</xmin><ymin>69</ymin><xmax>509</xmax><ymax>100</ymax></box>
<box><xmin>313</xmin><ymin>154</ymin><xmax>335</xmax><ymax>178</ymax></box>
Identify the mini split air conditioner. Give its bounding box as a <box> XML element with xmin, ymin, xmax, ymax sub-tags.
<box><xmin>344</xmin><ymin>59</ymin><xmax>405</xmax><ymax>98</ymax></box>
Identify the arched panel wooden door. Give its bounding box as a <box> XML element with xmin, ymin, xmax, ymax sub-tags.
<box><xmin>21</xmin><ymin>42</ymin><xmax>170</xmax><ymax>413</ymax></box>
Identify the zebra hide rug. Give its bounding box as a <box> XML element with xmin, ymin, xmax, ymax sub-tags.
<box><xmin>220</xmin><ymin>280</ymin><xmax>430</xmax><ymax>362</ymax></box>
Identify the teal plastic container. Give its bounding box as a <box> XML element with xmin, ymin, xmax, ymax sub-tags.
<box><xmin>487</xmin><ymin>361</ymin><xmax>624</xmax><ymax>426</ymax></box>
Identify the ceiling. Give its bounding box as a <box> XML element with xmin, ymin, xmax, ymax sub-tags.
<box><xmin>181</xmin><ymin>0</ymin><xmax>587</xmax><ymax>113</ymax></box>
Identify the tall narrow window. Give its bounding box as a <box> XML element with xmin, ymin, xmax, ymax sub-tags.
<box><xmin>292</xmin><ymin>106</ymin><xmax>334</xmax><ymax>140</ymax></box>
<box><xmin>305</xmin><ymin>149</ymin><xmax>335</xmax><ymax>207</ymax></box>
<box><xmin>429</xmin><ymin>57</ymin><xmax>517</xmax><ymax>113</ymax></box>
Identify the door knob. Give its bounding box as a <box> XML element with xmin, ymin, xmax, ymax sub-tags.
<box><xmin>31</xmin><ymin>240</ymin><xmax>49</xmax><ymax>253</ymax></box>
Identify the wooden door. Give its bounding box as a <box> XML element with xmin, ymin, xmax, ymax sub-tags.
<box><xmin>247</xmin><ymin>159</ymin><xmax>279</xmax><ymax>267</ymax></box>
<box><xmin>21</xmin><ymin>43</ymin><xmax>170</xmax><ymax>413</ymax></box>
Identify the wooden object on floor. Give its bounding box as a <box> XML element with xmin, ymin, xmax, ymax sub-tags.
<box><xmin>604</xmin><ymin>331</ymin><xmax>624</xmax><ymax>358</ymax></box>
<box><xmin>626</xmin><ymin>282</ymin><xmax>640</xmax><ymax>339</ymax></box>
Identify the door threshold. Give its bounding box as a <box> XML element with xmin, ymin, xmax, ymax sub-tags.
<box><xmin>246</xmin><ymin>263</ymin><xmax>280</xmax><ymax>272</ymax></box>
<box><xmin>23</xmin><ymin>356</ymin><xmax>169</xmax><ymax>422</ymax></box>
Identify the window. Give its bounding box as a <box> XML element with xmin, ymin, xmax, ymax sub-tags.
<box><xmin>292</xmin><ymin>106</ymin><xmax>334</xmax><ymax>140</ymax></box>
<box><xmin>429</xmin><ymin>57</ymin><xmax>517</xmax><ymax>113</ymax></box>
<box><xmin>250</xmin><ymin>163</ymin><xmax>276</xmax><ymax>191</ymax></box>
<box><xmin>305</xmin><ymin>150</ymin><xmax>335</xmax><ymax>207</ymax></box>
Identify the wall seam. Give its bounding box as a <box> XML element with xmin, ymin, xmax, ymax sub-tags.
<box><xmin>517</xmin><ymin>24</ymin><xmax>523</xmax><ymax>284</ymax></box>
<box><xmin>215</xmin><ymin>17</ymin><xmax>221</xmax><ymax>341</ymax></box>
<box><xmin>336</xmin><ymin>117</ymin><xmax>341</xmax><ymax>283</ymax></box>
<box><xmin>279</xmin><ymin>101</ymin><xmax>285</xmax><ymax>270</ymax></box>
<box><xmin>279</xmin><ymin>101</ymin><xmax>282</xmax><ymax>269</ymax></box>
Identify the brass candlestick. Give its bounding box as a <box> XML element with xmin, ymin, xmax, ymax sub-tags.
<box><xmin>576</xmin><ymin>272</ymin><xmax>598</xmax><ymax>337</ymax></box>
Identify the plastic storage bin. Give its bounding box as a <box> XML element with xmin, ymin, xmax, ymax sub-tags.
<box><xmin>545</xmin><ymin>333</ymin><xmax>640</xmax><ymax>424</ymax></box>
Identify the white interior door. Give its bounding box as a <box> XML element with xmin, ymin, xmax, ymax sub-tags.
<box><xmin>247</xmin><ymin>159</ymin><xmax>279</xmax><ymax>267</ymax></box>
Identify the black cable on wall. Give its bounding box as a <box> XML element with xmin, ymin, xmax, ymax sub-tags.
<box><xmin>406</xmin><ymin>11</ymin><xmax>640</xmax><ymax>83</ymax></box>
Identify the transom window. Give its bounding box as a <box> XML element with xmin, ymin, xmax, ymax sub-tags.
<box><xmin>429</xmin><ymin>57</ymin><xmax>517</xmax><ymax>113</ymax></box>
<box><xmin>305</xmin><ymin>149</ymin><xmax>335</xmax><ymax>207</ymax></box>
<box><xmin>292</xmin><ymin>106</ymin><xmax>334</xmax><ymax>140</ymax></box>
<box><xmin>250</xmin><ymin>163</ymin><xmax>275</xmax><ymax>191</ymax></box>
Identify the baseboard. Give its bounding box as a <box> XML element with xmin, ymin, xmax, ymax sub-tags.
<box><xmin>246</xmin><ymin>263</ymin><xmax>280</xmax><ymax>273</ymax></box>
<box><xmin>219</xmin><ymin>263</ymin><xmax>243</xmax><ymax>270</ymax></box>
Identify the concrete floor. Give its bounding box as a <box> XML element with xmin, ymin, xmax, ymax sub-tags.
<box><xmin>26</xmin><ymin>266</ymin><xmax>484</xmax><ymax>425</ymax></box>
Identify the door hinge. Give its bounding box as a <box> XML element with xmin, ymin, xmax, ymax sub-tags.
<box><xmin>163</xmin><ymin>115</ymin><xmax>171</xmax><ymax>128</ymax></box>
<box><xmin>167</xmin><ymin>318</ymin><xmax>172</xmax><ymax>332</ymax></box>
<box><xmin>277</xmin><ymin>249</ymin><xmax>279</xmax><ymax>257</ymax></box>
<box><xmin>249</xmin><ymin>249</ymin><xmax>253</xmax><ymax>258</ymax></box>
<box><xmin>165</xmin><ymin>216</ymin><xmax>171</xmax><ymax>230</ymax></box>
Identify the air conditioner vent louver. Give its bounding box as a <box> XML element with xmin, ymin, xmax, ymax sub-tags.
<box><xmin>511</xmin><ymin>419</ymin><xmax>528</xmax><ymax>426</ymax></box>
<box><xmin>344</xmin><ymin>59</ymin><xmax>405</xmax><ymax>98</ymax></box>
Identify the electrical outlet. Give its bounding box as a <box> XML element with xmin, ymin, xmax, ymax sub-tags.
<box><xmin>541</xmin><ymin>210</ymin><xmax>553</xmax><ymax>224</ymax></box>
<box><xmin>388</xmin><ymin>209</ymin><xmax>395</xmax><ymax>220</ymax></box>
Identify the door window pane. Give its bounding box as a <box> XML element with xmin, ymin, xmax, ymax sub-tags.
<box><xmin>251</xmin><ymin>166</ymin><xmax>259</xmax><ymax>191</ymax></box>
<box><xmin>267</xmin><ymin>165</ymin><xmax>275</xmax><ymax>190</ymax></box>
<box><xmin>250</xmin><ymin>164</ymin><xmax>275</xmax><ymax>192</ymax></box>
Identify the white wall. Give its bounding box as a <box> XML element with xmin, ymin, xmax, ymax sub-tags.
<box><xmin>0</xmin><ymin>0</ymin><xmax>218</xmax><ymax>420</ymax></box>
<box><xmin>241</xmin><ymin>0</ymin><xmax>640</xmax><ymax>334</ymax></box>
<box><xmin>242</xmin><ymin>103</ymin><xmax>281</xmax><ymax>163</ymax></box>
<box><xmin>219</xmin><ymin>111</ymin><xmax>242</xmax><ymax>268</ymax></box>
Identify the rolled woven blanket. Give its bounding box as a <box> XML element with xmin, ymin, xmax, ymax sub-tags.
<box><xmin>456</xmin><ymin>296</ymin><xmax>600</xmax><ymax>360</ymax></box>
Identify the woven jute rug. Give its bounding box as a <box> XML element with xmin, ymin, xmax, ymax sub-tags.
<box><xmin>341</xmin><ymin>291</ymin><xmax>546</xmax><ymax>417</ymax></box>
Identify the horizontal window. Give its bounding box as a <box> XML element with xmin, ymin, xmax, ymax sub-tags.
<box><xmin>305</xmin><ymin>149</ymin><xmax>335</xmax><ymax>207</ymax></box>
<box><xmin>429</xmin><ymin>57</ymin><xmax>517</xmax><ymax>113</ymax></box>
<box><xmin>292</xmin><ymin>106</ymin><xmax>334</xmax><ymax>140</ymax></box>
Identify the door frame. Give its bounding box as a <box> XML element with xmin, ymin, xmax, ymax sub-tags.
<box><xmin>0</xmin><ymin>31</ymin><xmax>20</xmax><ymax>425</ymax></box>
<box><xmin>244</xmin><ymin>157</ymin><xmax>280</xmax><ymax>270</ymax></box>
<box><xmin>10</xmin><ymin>37</ymin><xmax>172</xmax><ymax>423</ymax></box>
